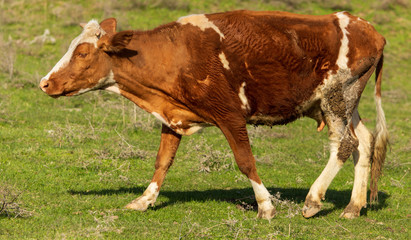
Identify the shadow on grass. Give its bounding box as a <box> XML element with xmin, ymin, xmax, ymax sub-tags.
<box><xmin>68</xmin><ymin>186</ymin><xmax>389</xmax><ymax>217</ymax></box>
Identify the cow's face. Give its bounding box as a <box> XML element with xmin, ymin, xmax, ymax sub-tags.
<box><xmin>39</xmin><ymin>18</ymin><xmax>132</xmax><ymax>97</ymax></box>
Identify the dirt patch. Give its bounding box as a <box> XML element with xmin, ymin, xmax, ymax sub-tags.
<box><xmin>337</xmin><ymin>132</ymin><xmax>359</xmax><ymax>162</ymax></box>
<box><xmin>323</xmin><ymin>82</ymin><xmax>346</xmax><ymax>120</ymax></box>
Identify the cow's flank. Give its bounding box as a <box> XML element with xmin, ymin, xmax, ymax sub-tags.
<box><xmin>40</xmin><ymin>11</ymin><xmax>388</xmax><ymax>220</ymax></box>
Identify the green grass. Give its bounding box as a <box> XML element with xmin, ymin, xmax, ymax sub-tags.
<box><xmin>1</xmin><ymin>0</ymin><xmax>410</xmax><ymax>239</ymax></box>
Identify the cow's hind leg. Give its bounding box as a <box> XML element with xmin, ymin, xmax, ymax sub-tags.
<box><xmin>126</xmin><ymin>124</ymin><xmax>181</xmax><ymax>211</ymax></box>
<box><xmin>302</xmin><ymin>113</ymin><xmax>358</xmax><ymax>217</ymax></box>
<box><xmin>219</xmin><ymin>121</ymin><xmax>275</xmax><ymax>220</ymax></box>
<box><xmin>303</xmin><ymin>60</ymin><xmax>381</xmax><ymax>218</ymax></box>
<box><xmin>303</xmin><ymin>77</ymin><xmax>361</xmax><ymax>217</ymax></box>
<box><xmin>340</xmin><ymin>109</ymin><xmax>372</xmax><ymax>218</ymax></box>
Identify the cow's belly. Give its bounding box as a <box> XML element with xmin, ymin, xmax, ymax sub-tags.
<box><xmin>246</xmin><ymin>90</ymin><xmax>323</xmax><ymax>127</ymax></box>
<box><xmin>246</xmin><ymin>114</ymin><xmax>292</xmax><ymax>126</ymax></box>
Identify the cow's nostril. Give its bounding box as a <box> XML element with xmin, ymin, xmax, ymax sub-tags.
<box><xmin>40</xmin><ymin>80</ymin><xmax>50</xmax><ymax>89</ymax></box>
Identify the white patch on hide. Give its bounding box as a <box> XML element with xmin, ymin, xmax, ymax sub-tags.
<box><xmin>105</xmin><ymin>84</ymin><xmax>121</xmax><ymax>95</ymax></box>
<box><xmin>335</xmin><ymin>12</ymin><xmax>350</xmax><ymax>69</ymax></box>
<box><xmin>238</xmin><ymin>82</ymin><xmax>250</xmax><ymax>110</ymax></box>
<box><xmin>74</xmin><ymin>70</ymin><xmax>115</xmax><ymax>96</ymax></box>
<box><xmin>219</xmin><ymin>52</ymin><xmax>230</xmax><ymax>70</ymax></box>
<box><xmin>177</xmin><ymin>14</ymin><xmax>225</xmax><ymax>40</ymax></box>
<box><xmin>151</xmin><ymin>112</ymin><xmax>170</xmax><ymax>127</ymax></box>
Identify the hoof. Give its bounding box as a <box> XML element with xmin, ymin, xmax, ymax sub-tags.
<box><xmin>302</xmin><ymin>205</ymin><xmax>321</xmax><ymax>218</ymax></box>
<box><xmin>339</xmin><ymin>211</ymin><xmax>359</xmax><ymax>219</ymax></box>
<box><xmin>340</xmin><ymin>203</ymin><xmax>361</xmax><ymax>219</ymax></box>
<box><xmin>125</xmin><ymin>196</ymin><xmax>149</xmax><ymax>211</ymax></box>
<box><xmin>302</xmin><ymin>199</ymin><xmax>322</xmax><ymax>218</ymax></box>
<box><xmin>257</xmin><ymin>206</ymin><xmax>276</xmax><ymax>220</ymax></box>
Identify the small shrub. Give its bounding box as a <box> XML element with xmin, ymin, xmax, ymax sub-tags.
<box><xmin>0</xmin><ymin>184</ymin><xmax>32</xmax><ymax>218</ymax></box>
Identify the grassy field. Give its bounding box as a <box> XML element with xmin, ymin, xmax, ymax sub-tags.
<box><xmin>0</xmin><ymin>0</ymin><xmax>410</xmax><ymax>239</ymax></box>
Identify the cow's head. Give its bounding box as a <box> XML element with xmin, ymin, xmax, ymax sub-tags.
<box><xmin>39</xmin><ymin>18</ymin><xmax>133</xmax><ymax>97</ymax></box>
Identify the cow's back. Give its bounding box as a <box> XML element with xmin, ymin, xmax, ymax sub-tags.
<box><xmin>175</xmin><ymin>10</ymin><xmax>384</xmax><ymax>125</ymax></box>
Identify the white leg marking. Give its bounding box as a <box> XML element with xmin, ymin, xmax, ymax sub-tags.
<box><xmin>177</xmin><ymin>14</ymin><xmax>225</xmax><ymax>40</ymax></box>
<box><xmin>335</xmin><ymin>12</ymin><xmax>350</xmax><ymax>69</ymax></box>
<box><xmin>303</xmin><ymin>140</ymin><xmax>343</xmax><ymax>217</ymax></box>
<box><xmin>238</xmin><ymin>82</ymin><xmax>250</xmax><ymax>111</ymax></box>
<box><xmin>126</xmin><ymin>182</ymin><xmax>159</xmax><ymax>211</ymax></box>
<box><xmin>219</xmin><ymin>52</ymin><xmax>230</xmax><ymax>70</ymax></box>
<box><xmin>42</xmin><ymin>20</ymin><xmax>105</xmax><ymax>81</ymax></box>
<box><xmin>144</xmin><ymin>182</ymin><xmax>159</xmax><ymax>201</ymax></box>
<box><xmin>307</xmin><ymin>142</ymin><xmax>343</xmax><ymax>202</ymax></box>
<box><xmin>250</xmin><ymin>180</ymin><xmax>271</xmax><ymax>203</ymax></box>
<box><xmin>350</xmin><ymin>110</ymin><xmax>372</xmax><ymax>208</ymax></box>
<box><xmin>250</xmin><ymin>180</ymin><xmax>275</xmax><ymax>219</ymax></box>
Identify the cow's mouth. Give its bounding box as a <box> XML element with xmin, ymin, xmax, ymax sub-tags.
<box><xmin>49</xmin><ymin>94</ymin><xmax>61</xmax><ymax>99</ymax></box>
<box><xmin>40</xmin><ymin>88</ymin><xmax>63</xmax><ymax>98</ymax></box>
<box><xmin>52</xmin><ymin>89</ymin><xmax>81</xmax><ymax>98</ymax></box>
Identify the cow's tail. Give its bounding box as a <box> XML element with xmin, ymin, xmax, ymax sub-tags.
<box><xmin>370</xmin><ymin>54</ymin><xmax>389</xmax><ymax>202</ymax></box>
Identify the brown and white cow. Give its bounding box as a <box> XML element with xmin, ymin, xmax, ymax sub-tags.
<box><xmin>39</xmin><ymin>10</ymin><xmax>388</xmax><ymax>219</ymax></box>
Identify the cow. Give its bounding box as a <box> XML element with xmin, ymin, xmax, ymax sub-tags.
<box><xmin>39</xmin><ymin>10</ymin><xmax>388</xmax><ymax>220</ymax></box>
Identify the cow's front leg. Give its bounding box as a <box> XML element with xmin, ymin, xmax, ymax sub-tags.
<box><xmin>126</xmin><ymin>124</ymin><xmax>181</xmax><ymax>211</ymax></box>
<box><xmin>219</xmin><ymin>122</ymin><xmax>275</xmax><ymax>220</ymax></box>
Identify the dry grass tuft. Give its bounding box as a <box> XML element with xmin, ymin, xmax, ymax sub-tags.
<box><xmin>231</xmin><ymin>191</ymin><xmax>301</xmax><ymax>219</ymax></box>
<box><xmin>80</xmin><ymin>211</ymin><xmax>124</xmax><ymax>238</ymax></box>
<box><xmin>319</xmin><ymin>0</ymin><xmax>353</xmax><ymax>11</ymax></box>
<box><xmin>0</xmin><ymin>184</ymin><xmax>33</xmax><ymax>218</ymax></box>
<box><xmin>259</xmin><ymin>0</ymin><xmax>353</xmax><ymax>11</ymax></box>
<box><xmin>94</xmin><ymin>142</ymin><xmax>149</xmax><ymax>161</ymax></box>
<box><xmin>46</xmin><ymin>122</ymin><xmax>100</xmax><ymax>147</ymax></box>
<box><xmin>0</xmin><ymin>34</ymin><xmax>16</xmax><ymax>80</ymax></box>
<box><xmin>187</xmin><ymin>136</ymin><xmax>234</xmax><ymax>173</ymax></box>
<box><xmin>374</xmin><ymin>0</ymin><xmax>409</xmax><ymax>10</ymax></box>
<box><xmin>51</xmin><ymin>2</ymin><xmax>85</xmax><ymax>26</ymax></box>
<box><xmin>127</xmin><ymin>0</ymin><xmax>190</xmax><ymax>10</ymax></box>
<box><xmin>271</xmin><ymin>192</ymin><xmax>301</xmax><ymax>218</ymax></box>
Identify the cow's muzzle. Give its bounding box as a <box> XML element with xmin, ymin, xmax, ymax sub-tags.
<box><xmin>39</xmin><ymin>78</ymin><xmax>49</xmax><ymax>91</ymax></box>
<box><xmin>39</xmin><ymin>78</ymin><xmax>61</xmax><ymax>98</ymax></box>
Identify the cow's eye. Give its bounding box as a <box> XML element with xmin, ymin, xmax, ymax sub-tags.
<box><xmin>78</xmin><ymin>53</ymin><xmax>88</xmax><ymax>58</ymax></box>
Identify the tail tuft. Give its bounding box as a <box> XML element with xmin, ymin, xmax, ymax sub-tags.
<box><xmin>370</xmin><ymin>54</ymin><xmax>389</xmax><ymax>202</ymax></box>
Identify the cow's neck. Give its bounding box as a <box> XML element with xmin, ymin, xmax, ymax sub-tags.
<box><xmin>110</xmin><ymin>29</ymin><xmax>186</xmax><ymax>115</ymax></box>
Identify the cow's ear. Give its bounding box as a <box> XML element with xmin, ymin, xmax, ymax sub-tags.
<box><xmin>97</xmin><ymin>35</ymin><xmax>111</xmax><ymax>52</ymax></box>
<box><xmin>100</xmin><ymin>18</ymin><xmax>117</xmax><ymax>35</ymax></box>
<box><xmin>98</xmin><ymin>30</ymin><xmax>133</xmax><ymax>53</ymax></box>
